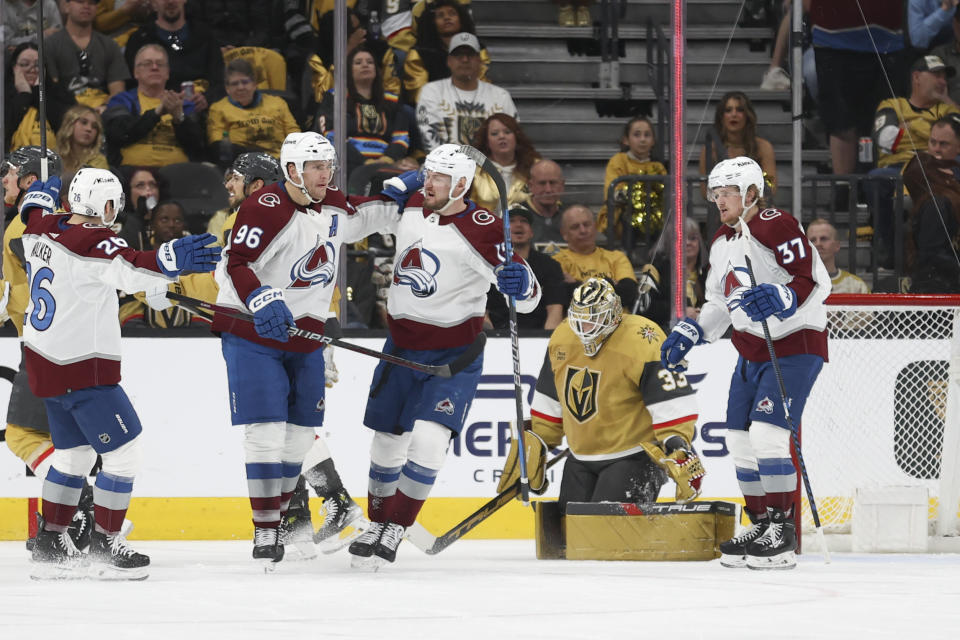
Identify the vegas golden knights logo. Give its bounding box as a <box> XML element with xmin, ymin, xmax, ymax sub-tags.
<box><xmin>564</xmin><ymin>366</ymin><xmax>601</xmax><ymax>423</ymax></box>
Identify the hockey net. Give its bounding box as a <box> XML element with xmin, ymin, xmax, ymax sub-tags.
<box><xmin>800</xmin><ymin>294</ymin><xmax>960</xmax><ymax>540</ymax></box>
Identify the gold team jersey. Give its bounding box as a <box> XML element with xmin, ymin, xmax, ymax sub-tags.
<box><xmin>875</xmin><ymin>97</ymin><xmax>959</xmax><ymax>168</ymax></box>
<box><xmin>530</xmin><ymin>314</ymin><xmax>698</xmax><ymax>461</ymax></box>
<box><xmin>552</xmin><ymin>247</ymin><xmax>637</xmax><ymax>285</ymax></box>
<box><xmin>3</xmin><ymin>215</ymin><xmax>31</xmax><ymax>335</ymax></box>
<box><xmin>120</xmin><ymin>91</ymin><xmax>190</xmax><ymax>166</ymax></box>
<box><xmin>207</xmin><ymin>94</ymin><xmax>300</xmax><ymax>158</ymax></box>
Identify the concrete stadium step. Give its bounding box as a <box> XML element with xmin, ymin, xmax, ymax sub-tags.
<box><xmin>471</xmin><ymin>0</ymin><xmax>750</xmax><ymax>25</ymax></box>
<box><xmin>505</xmin><ymin>83</ymin><xmax>790</xmax><ymax>102</ymax></box>
<box><xmin>489</xmin><ymin>56</ymin><xmax>771</xmax><ymax>87</ymax></box>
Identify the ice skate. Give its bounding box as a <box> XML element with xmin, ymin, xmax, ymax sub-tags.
<box><xmin>719</xmin><ymin>512</ymin><xmax>769</xmax><ymax>568</ymax></box>
<box><xmin>30</xmin><ymin>516</ymin><xmax>87</xmax><ymax>581</ymax></box>
<box><xmin>314</xmin><ymin>488</ymin><xmax>365</xmax><ymax>553</ymax></box>
<box><xmin>280</xmin><ymin>480</ymin><xmax>317</xmax><ymax>559</ymax></box>
<box><xmin>252</xmin><ymin>526</ymin><xmax>285</xmax><ymax>570</ymax></box>
<box><xmin>88</xmin><ymin>530</ymin><xmax>150</xmax><ymax>581</ymax></box>
<box><xmin>746</xmin><ymin>508</ymin><xmax>797</xmax><ymax>571</ymax></box>
<box><xmin>373</xmin><ymin>522</ymin><xmax>406</xmax><ymax>564</ymax></box>
<box><xmin>348</xmin><ymin>521</ymin><xmax>385</xmax><ymax>570</ymax></box>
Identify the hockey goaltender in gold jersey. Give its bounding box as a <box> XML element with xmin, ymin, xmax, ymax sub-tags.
<box><xmin>498</xmin><ymin>277</ymin><xmax>714</xmax><ymax>559</ymax></box>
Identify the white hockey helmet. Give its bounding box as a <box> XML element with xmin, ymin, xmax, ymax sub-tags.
<box><xmin>68</xmin><ymin>168</ymin><xmax>125</xmax><ymax>225</ymax></box>
<box><xmin>280</xmin><ymin>132</ymin><xmax>337</xmax><ymax>203</ymax></box>
<box><xmin>422</xmin><ymin>143</ymin><xmax>476</xmax><ymax>202</ymax></box>
<box><xmin>568</xmin><ymin>277</ymin><xmax>623</xmax><ymax>357</ymax></box>
<box><xmin>707</xmin><ymin>156</ymin><xmax>764</xmax><ymax>209</ymax></box>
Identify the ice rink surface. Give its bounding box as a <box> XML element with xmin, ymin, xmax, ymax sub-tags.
<box><xmin>1</xmin><ymin>540</ymin><xmax>959</xmax><ymax>639</ymax></box>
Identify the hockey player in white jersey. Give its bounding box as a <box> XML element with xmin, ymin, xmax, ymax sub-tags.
<box><xmin>660</xmin><ymin>157</ymin><xmax>830</xmax><ymax>571</ymax></box>
<box><xmin>21</xmin><ymin>168</ymin><xmax>221</xmax><ymax>580</ymax></box>
<box><xmin>347</xmin><ymin>144</ymin><xmax>542</xmax><ymax>569</ymax></box>
<box><xmin>212</xmin><ymin>132</ymin><xmax>397</xmax><ymax>564</ymax></box>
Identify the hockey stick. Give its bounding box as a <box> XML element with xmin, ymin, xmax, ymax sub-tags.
<box><xmin>738</xmin><ymin>216</ymin><xmax>831</xmax><ymax>563</ymax></box>
<box><xmin>37</xmin><ymin>0</ymin><xmax>48</xmax><ymax>181</ymax></box>
<box><xmin>166</xmin><ymin>292</ymin><xmax>485</xmax><ymax>378</ymax></box>
<box><xmin>457</xmin><ymin>144</ymin><xmax>531</xmax><ymax>505</ymax></box>
<box><xmin>405</xmin><ymin>449</ymin><xmax>569</xmax><ymax>555</ymax></box>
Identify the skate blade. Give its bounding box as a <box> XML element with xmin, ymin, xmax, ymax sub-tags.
<box><xmin>286</xmin><ymin>540</ymin><xmax>318</xmax><ymax>560</ymax></box>
<box><xmin>30</xmin><ymin>560</ymin><xmax>87</xmax><ymax>581</ymax></box>
<box><xmin>88</xmin><ymin>563</ymin><xmax>149</xmax><ymax>581</ymax></box>
<box><xmin>349</xmin><ymin>554</ymin><xmax>384</xmax><ymax>572</ymax></box>
<box><xmin>719</xmin><ymin>553</ymin><xmax>747</xmax><ymax>569</ymax></box>
<box><xmin>317</xmin><ymin>518</ymin><xmax>368</xmax><ymax>554</ymax></box>
<box><xmin>746</xmin><ymin>551</ymin><xmax>797</xmax><ymax>571</ymax></box>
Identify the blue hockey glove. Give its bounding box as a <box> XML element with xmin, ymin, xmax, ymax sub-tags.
<box><xmin>19</xmin><ymin>176</ymin><xmax>62</xmax><ymax>223</ymax></box>
<box><xmin>246</xmin><ymin>286</ymin><xmax>295</xmax><ymax>342</ymax></box>
<box><xmin>495</xmin><ymin>262</ymin><xmax>534</xmax><ymax>300</ymax></box>
<box><xmin>660</xmin><ymin>318</ymin><xmax>704</xmax><ymax>372</ymax></box>
<box><xmin>381</xmin><ymin>170</ymin><xmax>424</xmax><ymax>211</ymax></box>
<box><xmin>156</xmin><ymin>233</ymin><xmax>222</xmax><ymax>276</ymax></box>
<box><xmin>740</xmin><ymin>283</ymin><xmax>797</xmax><ymax>322</ymax></box>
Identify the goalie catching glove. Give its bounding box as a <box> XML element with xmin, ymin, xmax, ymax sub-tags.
<box><xmin>640</xmin><ymin>436</ymin><xmax>705</xmax><ymax>503</ymax></box>
<box><xmin>497</xmin><ymin>421</ymin><xmax>549</xmax><ymax>495</ymax></box>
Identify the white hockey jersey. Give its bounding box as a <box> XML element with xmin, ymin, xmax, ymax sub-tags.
<box><xmin>357</xmin><ymin>192</ymin><xmax>540</xmax><ymax>350</ymax></box>
<box><xmin>213</xmin><ymin>182</ymin><xmax>397</xmax><ymax>352</ymax></box>
<box><xmin>21</xmin><ymin>211</ymin><xmax>174</xmax><ymax>397</ymax></box>
<box><xmin>698</xmin><ymin>208</ymin><xmax>830</xmax><ymax>362</ymax></box>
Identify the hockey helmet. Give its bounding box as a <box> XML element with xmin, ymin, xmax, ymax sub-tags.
<box><xmin>280</xmin><ymin>132</ymin><xmax>336</xmax><ymax>203</ymax></box>
<box><xmin>421</xmin><ymin>143</ymin><xmax>476</xmax><ymax>202</ymax></box>
<box><xmin>4</xmin><ymin>146</ymin><xmax>63</xmax><ymax>181</ymax></box>
<box><xmin>68</xmin><ymin>168</ymin><xmax>125</xmax><ymax>226</ymax></box>
<box><xmin>707</xmin><ymin>156</ymin><xmax>764</xmax><ymax>209</ymax></box>
<box><xmin>568</xmin><ymin>277</ymin><xmax>623</xmax><ymax>357</ymax></box>
<box><xmin>230</xmin><ymin>151</ymin><xmax>282</xmax><ymax>186</ymax></box>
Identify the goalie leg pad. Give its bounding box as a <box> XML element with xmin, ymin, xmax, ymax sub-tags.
<box><xmin>497</xmin><ymin>423</ymin><xmax>548</xmax><ymax>494</ymax></box>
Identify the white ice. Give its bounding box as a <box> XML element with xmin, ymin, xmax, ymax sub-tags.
<box><xmin>2</xmin><ymin>540</ymin><xmax>959</xmax><ymax>639</ymax></box>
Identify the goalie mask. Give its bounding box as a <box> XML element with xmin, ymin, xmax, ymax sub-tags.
<box><xmin>280</xmin><ymin>132</ymin><xmax>337</xmax><ymax>203</ymax></box>
<box><xmin>421</xmin><ymin>144</ymin><xmax>476</xmax><ymax>206</ymax></box>
<box><xmin>568</xmin><ymin>277</ymin><xmax>623</xmax><ymax>356</ymax></box>
<box><xmin>707</xmin><ymin>156</ymin><xmax>764</xmax><ymax>210</ymax></box>
<box><xmin>69</xmin><ymin>168</ymin><xmax>125</xmax><ymax>226</ymax></box>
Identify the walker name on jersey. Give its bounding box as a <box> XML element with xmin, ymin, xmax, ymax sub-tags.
<box><xmin>30</xmin><ymin>241</ymin><xmax>52</xmax><ymax>264</ymax></box>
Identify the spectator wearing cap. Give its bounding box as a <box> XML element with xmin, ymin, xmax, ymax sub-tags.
<box><xmin>870</xmin><ymin>54</ymin><xmax>960</xmax><ymax>266</ymax></box>
<box><xmin>902</xmin><ymin>114</ymin><xmax>960</xmax><ymax>291</ymax></box>
<box><xmin>416</xmin><ymin>32</ymin><xmax>517</xmax><ymax>152</ymax></box>
<box><xmin>485</xmin><ymin>207</ymin><xmax>566</xmax><ymax>331</ymax></box>
<box><xmin>931</xmin><ymin>12</ymin><xmax>960</xmax><ymax>102</ymax></box>
<box><xmin>401</xmin><ymin>0</ymin><xmax>491</xmax><ymax>104</ymax></box>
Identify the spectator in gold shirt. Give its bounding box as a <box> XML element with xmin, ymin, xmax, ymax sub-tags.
<box><xmin>207</xmin><ymin>58</ymin><xmax>300</xmax><ymax>165</ymax></box>
<box><xmin>552</xmin><ymin>204</ymin><xmax>638</xmax><ymax>311</ymax></box>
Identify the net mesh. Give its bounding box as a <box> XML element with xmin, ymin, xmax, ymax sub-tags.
<box><xmin>800</xmin><ymin>301</ymin><xmax>960</xmax><ymax>534</ymax></box>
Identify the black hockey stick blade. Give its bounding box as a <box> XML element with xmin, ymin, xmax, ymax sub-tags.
<box><xmin>405</xmin><ymin>449</ymin><xmax>570</xmax><ymax>555</ymax></box>
<box><xmin>166</xmin><ymin>291</ymin><xmax>485</xmax><ymax>378</ymax></box>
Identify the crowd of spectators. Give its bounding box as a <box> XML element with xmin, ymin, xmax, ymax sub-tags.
<box><xmin>4</xmin><ymin>0</ymin><xmax>959</xmax><ymax>338</ymax></box>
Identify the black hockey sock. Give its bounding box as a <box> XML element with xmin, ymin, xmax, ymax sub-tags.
<box><xmin>304</xmin><ymin>458</ymin><xmax>343</xmax><ymax>498</ymax></box>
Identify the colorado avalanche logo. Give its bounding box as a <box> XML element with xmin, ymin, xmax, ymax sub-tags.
<box><xmin>394</xmin><ymin>240</ymin><xmax>440</xmax><ymax>298</ymax></box>
<box><xmin>723</xmin><ymin>263</ymin><xmax>750</xmax><ymax>311</ymax></box>
<box><xmin>289</xmin><ymin>236</ymin><xmax>336</xmax><ymax>288</ymax></box>
<box><xmin>756</xmin><ymin>396</ymin><xmax>775</xmax><ymax>414</ymax></box>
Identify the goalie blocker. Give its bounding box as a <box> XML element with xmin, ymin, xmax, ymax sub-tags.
<box><xmin>535</xmin><ymin>501</ymin><xmax>737</xmax><ymax>561</ymax></box>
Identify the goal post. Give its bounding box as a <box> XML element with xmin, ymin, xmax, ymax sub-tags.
<box><xmin>800</xmin><ymin>293</ymin><xmax>960</xmax><ymax>548</ymax></box>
